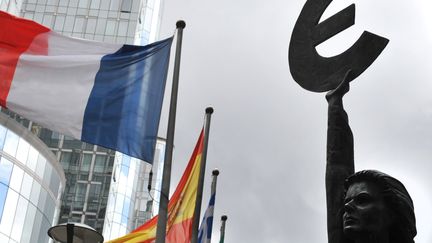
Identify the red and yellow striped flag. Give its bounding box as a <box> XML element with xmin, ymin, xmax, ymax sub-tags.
<box><xmin>106</xmin><ymin>130</ymin><xmax>204</xmax><ymax>243</ymax></box>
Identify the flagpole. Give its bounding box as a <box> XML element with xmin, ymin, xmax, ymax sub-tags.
<box><xmin>219</xmin><ymin>215</ymin><xmax>228</xmax><ymax>243</ymax></box>
<box><xmin>155</xmin><ymin>20</ymin><xmax>186</xmax><ymax>243</ymax></box>
<box><xmin>210</xmin><ymin>169</ymin><xmax>219</xmax><ymax>201</ymax></box>
<box><xmin>191</xmin><ymin>107</ymin><xmax>214</xmax><ymax>243</ymax></box>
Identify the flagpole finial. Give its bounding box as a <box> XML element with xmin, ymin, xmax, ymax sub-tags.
<box><xmin>221</xmin><ymin>215</ymin><xmax>228</xmax><ymax>221</ymax></box>
<box><xmin>212</xmin><ymin>169</ymin><xmax>219</xmax><ymax>176</ymax></box>
<box><xmin>206</xmin><ymin>107</ymin><xmax>214</xmax><ymax>114</ymax></box>
<box><xmin>176</xmin><ymin>20</ymin><xmax>186</xmax><ymax>29</ymax></box>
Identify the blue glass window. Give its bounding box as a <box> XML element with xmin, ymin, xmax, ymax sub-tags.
<box><xmin>122</xmin><ymin>196</ymin><xmax>131</xmax><ymax>222</ymax></box>
<box><xmin>0</xmin><ymin>184</ymin><xmax>7</xmax><ymax>222</ymax></box>
<box><xmin>0</xmin><ymin>157</ymin><xmax>13</xmax><ymax>185</ymax></box>
<box><xmin>122</xmin><ymin>155</ymin><xmax>131</xmax><ymax>168</ymax></box>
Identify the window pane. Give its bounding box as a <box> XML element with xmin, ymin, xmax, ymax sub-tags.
<box><xmin>110</xmin><ymin>0</ymin><xmax>120</xmax><ymax>11</ymax></box>
<box><xmin>0</xmin><ymin>189</ymin><xmax>18</xmax><ymax>236</ymax></box>
<box><xmin>44</xmin><ymin>197</ymin><xmax>56</xmax><ymax>222</ymax></box>
<box><xmin>59</xmin><ymin>0</ymin><xmax>68</xmax><ymax>6</ymax></box>
<box><xmin>64</xmin><ymin>15</ymin><xmax>75</xmax><ymax>32</ymax></box>
<box><xmin>86</xmin><ymin>18</ymin><xmax>96</xmax><ymax>34</ymax></box>
<box><xmin>105</xmin><ymin>19</ymin><xmax>116</xmax><ymax>35</ymax></box>
<box><xmin>20</xmin><ymin>173</ymin><xmax>33</xmax><ymax>200</ymax></box>
<box><xmin>100</xmin><ymin>0</ymin><xmax>109</xmax><ymax>10</ymax></box>
<box><xmin>122</xmin><ymin>196</ymin><xmax>131</xmax><ymax>220</ymax></box>
<box><xmin>37</xmin><ymin>187</ymin><xmax>48</xmax><ymax>215</ymax></box>
<box><xmin>0</xmin><ymin>183</ymin><xmax>7</xmax><ymax>222</ymax></box>
<box><xmin>90</xmin><ymin>0</ymin><xmax>100</xmax><ymax>9</ymax></box>
<box><xmin>114</xmin><ymin>194</ymin><xmax>124</xmax><ymax>213</ymax></box>
<box><xmin>94</xmin><ymin>155</ymin><xmax>106</xmax><ymax>173</ymax></box>
<box><xmin>3</xmin><ymin>130</ymin><xmax>19</xmax><ymax>156</ymax></box>
<box><xmin>42</xmin><ymin>14</ymin><xmax>53</xmax><ymax>27</ymax></box>
<box><xmin>26</xmin><ymin>146</ymin><xmax>38</xmax><ymax>172</ymax></box>
<box><xmin>120</xmin><ymin>0</ymin><xmax>132</xmax><ymax>13</ymax></box>
<box><xmin>34</xmin><ymin>12</ymin><xmax>43</xmax><ymax>23</ymax></box>
<box><xmin>78</xmin><ymin>0</ymin><xmax>89</xmax><ymax>8</ymax></box>
<box><xmin>10</xmin><ymin>196</ymin><xmax>28</xmax><ymax>242</ymax></box>
<box><xmin>29</xmin><ymin>210</ymin><xmax>43</xmax><ymax>243</ymax></box>
<box><xmin>84</xmin><ymin>214</ymin><xmax>96</xmax><ymax>228</ymax></box>
<box><xmin>60</xmin><ymin>151</ymin><xmax>72</xmax><ymax>170</ymax></box>
<box><xmin>107</xmin><ymin>156</ymin><xmax>114</xmax><ymax>173</ymax></box>
<box><xmin>73</xmin><ymin>183</ymin><xmax>86</xmax><ymax>211</ymax></box>
<box><xmin>57</xmin><ymin>6</ymin><xmax>67</xmax><ymax>14</ymax></box>
<box><xmin>23</xmin><ymin>12</ymin><xmax>35</xmax><ymax>19</ymax></box>
<box><xmin>118</xmin><ymin>21</ymin><xmax>128</xmax><ymax>36</ymax></box>
<box><xmin>38</xmin><ymin>129</ymin><xmax>60</xmax><ymax>147</ymax></box>
<box><xmin>73</xmin><ymin>16</ymin><xmax>85</xmax><ymax>33</ymax></box>
<box><xmin>0</xmin><ymin>125</ymin><xmax>7</xmax><ymax>149</ymax></box>
<box><xmin>43</xmin><ymin>162</ymin><xmax>53</xmax><ymax>187</ymax></box>
<box><xmin>35</xmin><ymin>154</ymin><xmax>46</xmax><ymax>179</ymax></box>
<box><xmin>69</xmin><ymin>0</ymin><xmax>79</xmax><ymax>7</ymax></box>
<box><xmin>0</xmin><ymin>157</ymin><xmax>13</xmax><ymax>185</ymax></box>
<box><xmin>49</xmin><ymin>173</ymin><xmax>61</xmax><ymax>198</ymax></box>
<box><xmin>88</xmin><ymin>183</ymin><xmax>101</xmax><ymax>201</ymax></box>
<box><xmin>9</xmin><ymin>166</ymin><xmax>24</xmax><ymax>192</ymax></box>
<box><xmin>30</xmin><ymin>181</ymin><xmax>41</xmax><ymax>205</ymax></box>
<box><xmin>95</xmin><ymin>18</ymin><xmax>107</xmax><ymax>35</ymax></box>
<box><xmin>21</xmin><ymin>203</ymin><xmax>36</xmax><ymax>243</ymax></box>
<box><xmin>63</xmin><ymin>135</ymin><xmax>82</xmax><ymax>149</ymax></box>
<box><xmin>16</xmin><ymin>138</ymin><xmax>30</xmax><ymax>163</ymax></box>
<box><xmin>54</xmin><ymin>15</ymin><xmax>66</xmax><ymax>31</ymax></box>
<box><xmin>81</xmin><ymin>154</ymin><xmax>92</xmax><ymax>172</ymax></box>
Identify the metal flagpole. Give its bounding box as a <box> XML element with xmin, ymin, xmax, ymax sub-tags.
<box><xmin>155</xmin><ymin>20</ymin><xmax>186</xmax><ymax>243</ymax></box>
<box><xmin>210</xmin><ymin>169</ymin><xmax>219</xmax><ymax>202</ymax></box>
<box><xmin>219</xmin><ymin>215</ymin><xmax>228</xmax><ymax>243</ymax></box>
<box><xmin>191</xmin><ymin>107</ymin><xmax>214</xmax><ymax>243</ymax></box>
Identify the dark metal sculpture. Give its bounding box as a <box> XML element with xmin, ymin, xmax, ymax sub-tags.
<box><xmin>288</xmin><ymin>1</ymin><xmax>416</xmax><ymax>243</ymax></box>
<box><xmin>288</xmin><ymin>0</ymin><xmax>389</xmax><ymax>92</ymax></box>
<box><xmin>324</xmin><ymin>78</ymin><xmax>416</xmax><ymax>243</ymax></box>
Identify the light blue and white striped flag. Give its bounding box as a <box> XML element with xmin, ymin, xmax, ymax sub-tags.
<box><xmin>197</xmin><ymin>193</ymin><xmax>216</xmax><ymax>243</ymax></box>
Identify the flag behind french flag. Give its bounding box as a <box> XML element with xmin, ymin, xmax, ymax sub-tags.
<box><xmin>0</xmin><ymin>11</ymin><xmax>173</xmax><ymax>163</ymax></box>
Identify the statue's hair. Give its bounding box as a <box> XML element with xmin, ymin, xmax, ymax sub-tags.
<box><xmin>343</xmin><ymin>170</ymin><xmax>416</xmax><ymax>243</ymax></box>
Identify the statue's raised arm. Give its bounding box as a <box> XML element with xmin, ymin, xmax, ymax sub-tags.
<box><xmin>325</xmin><ymin>71</ymin><xmax>354</xmax><ymax>243</ymax></box>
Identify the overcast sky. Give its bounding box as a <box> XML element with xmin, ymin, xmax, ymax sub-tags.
<box><xmin>155</xmin><ymin>0</ymin><xmax>432</xmax><ymax>242</ymax></box>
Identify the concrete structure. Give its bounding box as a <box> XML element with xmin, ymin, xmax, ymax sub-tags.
<box><xmin>0</xmin><ymin>112</ymin><xmax>66</xmax><ymax>243</ymax></box>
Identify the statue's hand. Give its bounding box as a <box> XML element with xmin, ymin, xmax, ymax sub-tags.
<box><xmin>325</xmin><ymin>70</ymin><xmax>351</xmax><ymax>102</ymax></box>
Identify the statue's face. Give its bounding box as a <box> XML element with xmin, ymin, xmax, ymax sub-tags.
<box><xmin>343</xmin><ymin>181</ymin><xmax>391</xmax><ymax>238</ymax></box>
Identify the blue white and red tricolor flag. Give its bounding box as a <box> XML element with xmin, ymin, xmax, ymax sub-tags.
<box><xmin>197</xmin><ymin>192</ymin><xmax>216</xmax><ymax>243</ymax></box>
<box><xmin>0</xmin><ymin>11</ymin><xmax>173</xmax><ymax>163</ymax></box>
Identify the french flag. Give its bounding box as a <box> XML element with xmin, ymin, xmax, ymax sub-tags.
<box><xmin>0</xmin><ymin>11</ymin><xmax>173</xmax><ymax>163</ymax></box>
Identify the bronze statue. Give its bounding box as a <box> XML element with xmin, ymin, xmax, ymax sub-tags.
<box><xmin>288</xmin><ymin>0</ymin><xmax>417</xmax><ymax>242</ymax></box>
<box><xmin>325</xmin><ymin>74</ymin><xmax>416</xmax><ymax>243</ymax></box>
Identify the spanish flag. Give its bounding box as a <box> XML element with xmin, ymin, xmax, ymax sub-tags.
<box><xmin>106</xmin><ymin>130</ymin><xmax>204</xmax><ymax>243</ymax></box>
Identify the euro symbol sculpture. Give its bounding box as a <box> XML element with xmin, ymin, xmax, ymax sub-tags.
<box><xmin>288</xmin><ymin>0</ymin><xmax>389</xmax><ymax>92</ymax></box>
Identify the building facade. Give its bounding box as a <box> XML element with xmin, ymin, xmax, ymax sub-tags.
<box><xmin>0</xmin><ymin>112</ymin><xmax>66</xmax><ymax>243</ymax></box>
<box><xmin>0</xmin><ymin>0</ymin><xmax>23</xmax><ymax>15</ymax></box>
<box><xmin>1</xmin><ymin>0</ymin><xmax>166</xmax><ymax>237</ymax></box>
<box><xmin>102</xmin><ymin>139</ymin><xmax>165</xmax><ymax>240</ymax></box>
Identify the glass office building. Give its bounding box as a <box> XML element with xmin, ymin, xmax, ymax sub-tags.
<box><xmin>0</xmin><ymin>0</ymin><xmax>23</xmax><ymax>15</ymax></box>
<box><xmin>0</xmin><ymin>0</ymin><xmax>166</xmax><ymax>236</ymax></box>
<box><xmin>20</xmin><ymin>0</ymin><xmax>162</xmax><ymax>45</ymax></box>
<box><xmin>0</xmin><ymin>112</ymin><xmax>66</xmax><ymax>243</ymax></box>
<box><xmin>103</xmin><ymin>139</ymin><xmax>165</xmax><ymax>240</ymax></box>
